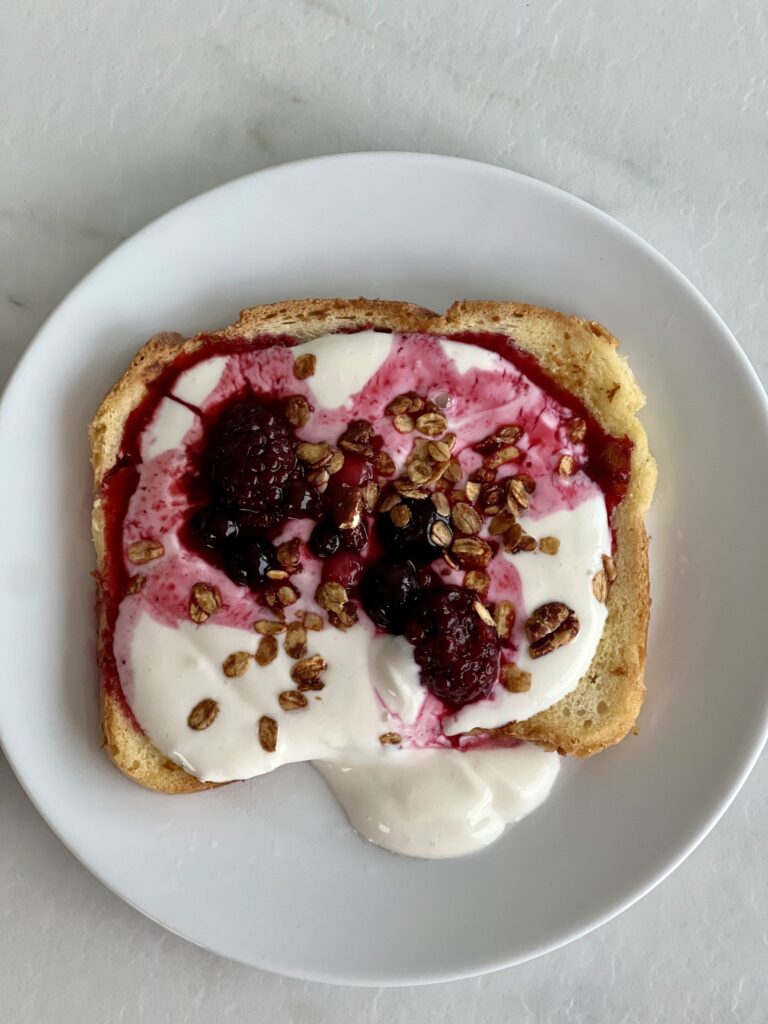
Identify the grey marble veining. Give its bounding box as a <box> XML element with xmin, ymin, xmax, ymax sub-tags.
<box><xmin>2</xmin><ymin>0</ymin><xmax>767</xmax><ymax>1020</ymax></box>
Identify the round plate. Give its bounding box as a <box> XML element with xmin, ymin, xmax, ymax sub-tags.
<box><xmin>2</xmin><ymin>153</ymin><xmax>767</xmax><ymax>986</ymax></box>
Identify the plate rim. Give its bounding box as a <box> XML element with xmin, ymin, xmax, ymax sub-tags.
<box><xmin>2</xmin><ymin>150</ymin><xmax>768</xmax><ymax>986</ymax></box>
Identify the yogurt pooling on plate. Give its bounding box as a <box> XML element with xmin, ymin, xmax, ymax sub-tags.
<box><xmin>106</xmin><ymin>329</ymin><xmax>622</xmax><ymax>857</ymax></box>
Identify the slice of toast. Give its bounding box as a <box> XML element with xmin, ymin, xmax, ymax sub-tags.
<box><xmin>90</xmin><ymin>297</ymin><xmax>655</xmax><ymax>792</ymax></box>
<box><xmin>90</xmin><ymin>299</ymin><xmax>437</xmax><ymax>794</ymax></box>
<box><xmin>424</xmin><ymin>302</ymin><xmax>656</xmax><ymax>756</ymax></box>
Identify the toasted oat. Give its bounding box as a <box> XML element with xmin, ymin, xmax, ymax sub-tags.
<box><xmin>297</xmin><ymin>441</ymin><xmax>333</xmax><ymax>467</ymax></box>
<box><xmin>415</xmin><ymin>411</ymin><xmax>447</xmax><ymax>437</ymax></box>
<box><xmin>442</xmin><ymin>549</ymin><xmax>460</xmax><ymax>570</ymax></box>
<box><xmin>374</xmin><ymin>451</ymin><xmax>396</xmax><ymax>476</ymax></box>
<box><xmin>473</xmin><ymin>599</ymin><xmax>495</xmax><ymax>627</ymax></box>
<box><xmin>284</xmin><ymin>622</ymin><xmax>308</xmax><ymax>659</ymax></box>
<box><xmin>293</xmin><ymin>353</ymin><xmax>316</xmax><ymax>380</ymax></box>
<box><xmin>394</xmin><ymin>480</ymin><xmax>429</xmax><ymax>500</ymax></box>
<box><xmin>362</xmin><ymin>480</ymin><xmax>380</xmax><ymax>512</ymax></box>
<box><xmin>266</xmin><ymin>569</ymin><xmax>289</xmax><ymax>581</ymax></box>
<box><xmin>255</xmin><ymin>635</ymin><xmax>279</xmax><ymax>666</ymax></box>
<box><xmin>431</xmin><ymin>491</ymin><xmax>451</xmax><ymax>517</ymax></box>
<box><xmin>465</xmin><ymin>481</ymin><xmax>482</xmax><ymax>503</ymax></box>
<box><xmin>126</xmin><ymin>575</ymin><xmax>146</xmax><ymax>595</ymax></box>
<box><xmin>507</xmin><ymin>477</ymin><xmax>530</xmax><ymax>511</ymax></box>
<box><xmin>494</xmin><ymin>600</ymin><xmax>516</xmax><ymax>640</ymax></box>
<box><xmin>328</xmin><ymin>601</ymin><xmax>359</xmax><ymax>631</ymax></box>
<box><xmin>327</xmin><ymin>450</ymin><xmax>345</xmax><ymax>476</ymax></box>
<box><xmin>285</xmin><ymin>395</ymin><xmax>311</xmax><ymax>427</ymax></box>
<box><xmin>254</xmin><ymin>619</ymin><xmax>286</xmax><ymax>636</ymax></box>
<box><xmin>278</xmin><ymin>690</ymin><xmax>308</xmax><ymax>711</ymax></box>
<box><xmin>558</xmin><ymin>454</ymin><xmax>575</xmax><ymax>477</ymax></box>
<box><xmin>127</xmin><ymin>539</ymin><xmax>164</xmax><ymax>564</ymax></box>
<box><xmin>390</xmin><ymin>503</ymin><xmax>412</xmax><ymax>528</ymax></box>
<box><xmin>526</xmin><ymin>602</ymin><xmax>580</xmax><ymax>658</ymax></box>
<box><xmin>500</xmin><ymin>664</ymin><xmax>532</xmax><ymax>692</ymax></box>
<box><xmin>299</xmin><ymin>611</ymin><xmax>324</xmax><ymax>632</ymax></box>
<box><xmin>489</xmin><ymin>510</ymin><xmax>517</xmax><ymax>536</ymax></box>
<box><xmin>568</xmin><ymin>417</ymin><xmax>586</xmax><ymax>442</ymax></box>
<box><xmin>451</xmin><ymin>536</ymin><xmax>492</xmax><ymax>568</ymax></box>
<box><xmin>316</xmin><ymin>581</ymin><xmax>348</xmax><ymax>611</ymax></box>
<box><xmin>393</xmin><ymin>413</ymin><xmax>415</xmax><ymax>434</ymax></box>
<box><xmin>258</xmin><ymin>715</ymin><xmax>278</xmax><ymax>752</ymax></box>
<box><xmin>485</xmin><ymin>444</ymin><xmax>521</xmax><ymax>469</ymax></box>
<box><xmin>188</xmin><ymin>698</ymin><xmax>219</xmax><ymax>730</ymax></box>
<box><xmin>471</xmin><ymin>465</ymin><xmax>496</xmax><ymax>484</ymax></box>
<box><xmin>307</xmin><ymin>467</ymin><xmax>330</xmax><ymax>492</ymax></box>
<box><xmin>188</xmin><ymin>601</ymin><xmax>210</xmax><ymax>625</ymax></box>
<box><xmin>430</xmin><ymin>521</ymin><xmax>453</xmax><ymax>547</ymax></box>
<box><xmin>602</xmin><ymin>553</ymin><xmax>617</xmax><ymax>583</ymax></box>
<box><xmin>297</xmin><ymin>678</ymin><xmax>325</xmax><ymax>692</ymax></box>
<box><xmin>277</xmin><ymin>538</ymin><xmax>302</xmax><ymax>568</ymax></box>
<box><xmin>503</xmin><ymin>523</ymin><xmax>537</xmax><ymax>553</ymax></box>
<box><xmin>379</xmin><ymin>732</ymin><xmax>402</xmax><ymax>745</ymax></box>
<box><xmin>464</xmin><ymin>570</ymin><xmax>490</xmax><ymax>594</ymax></box>
<box><xmin>223</xmin><ymin>651</ymin><xmax>252</xmax><ymax>678</ymax></box>
<box><xmin>408</xmin><ymin>460</ymin><xmax>433</xmax><ymax>485</ymax></box>
<box><xmin>387</xmin><ymin>392</ymin><xmax>423</xmax><ymax>416</ymax></box>
<box><xmin>592</xmin><ymin>570</ymin><xmax>608</xmax><ymax>603</ymax></box>
<box><xmin>443</xmin><ymin>457</ymin><xmax>462</xmax><ymax>483</ymax></box>
<box><xmin>290</xmin><ymin>654</ymin><xmax>327</xmax><ymax>686</ymax></box>
<box><xmin>539</xmin><ymin>536</ymin><xmax>561</xmax><ymax>556</ymax></box>
<box><xmin>451</xmin><ymin>501</ymin><xmax>482</xmax><ymax>535</ymax></box>
<box><xmin>378</xmin><ymin>491</ymin><xmax>401</xmax><ymax>513</ymax></box>
<box><xmin>481</xmin><ymin>484</ymin><xmax>504</xmax><ymax>515</ymax></box>
<box><xmin>428</xmin><ymin>440</ymin><xmax>452</xmax><ymax>463</ymax></box>
<box><xmin>275</xmin><ymin>584</ymin><xmax>299</xmax><ymax>607</ymax></box>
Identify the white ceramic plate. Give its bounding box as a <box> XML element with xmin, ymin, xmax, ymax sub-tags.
<box><xmin>2</xmin><ymin>153</ymin><xmax>767</xmax><ymax>986</ymax></box>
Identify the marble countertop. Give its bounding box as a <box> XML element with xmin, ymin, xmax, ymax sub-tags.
<box><xmin>2</xmin><ymin>1</ymin><xmax>767</xmax><ymax>1020</ymax></box>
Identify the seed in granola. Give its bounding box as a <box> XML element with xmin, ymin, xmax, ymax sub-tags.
<box><xmin>431</xmin><ymin>491</ymin><xmax>450</xmax><ymax>517</ymax></box>
<box><xmin>290</xmin><ymin>654</ymin><xmax>327</xmax><ymax>686</ymax></box>
<box><xmin>285</xmin><ymin>395</ymin><xmax>311</xmax><ymax>427</ymax></box>
<box><xmin>293</xmin><ymin>353</ymin><xmax>316</xmax><ymax>380</ymax></box>
<box><xmin>494</xmin><ymin>600</ymin><xmax>516</xmax><ymax>640</ymax></box>
<box><xmin>526</xmin><ymin>602</ymin><xmax>580</xmax><ymax>658</ymax></box>
<box><xmin>266</xmin><ymin>568</ymin><xmax>289</xmax><ymax>580</ymax></box>
<box><xmin>316</xmin><ymin>581</ymin><xmax>348</xmax><ymax>611</ymax></box>
<box><xmin>126</xmin><ymin>575</ymin><xmax>146</xmax><ymax>595</ymax></box>
<box><xmin>451</xmin><ymin>501</ymin><xmax>482</xmax><ymax>535</ymax></box>
<box><xmin>443</xmin><ymin>457</ymin><xmax>462</xmax><ymax>483</ymax></box>
<box><xmin>390</xmin><ymin>503</ymin><xmax>412</xmax><ymax>528</ymax></box>
<box><xmin>415</xmin><ymin>411</ymin><xmax>447</xmax><ymax>437</ymax></box>
<box><xmin>379</xmin><ymin>732</ymin><xmax>402</xmax><ymax>745</ymax></box>
<box><xmin>275</xmin><ymin>584</ymin><xmax>298</xmax><ymax>607</ymax></box>
<box><xmin>473</xmin><ymin>599</ymin><xmax>495</xmax><ymax>627</ymax></box>
<box><xmin>393</xmin><ymin>479</ymin><xmax>429</xmax><ymax>500</ymax></box>
<box><xmin>362</xmin><ymin>480</ymin><xmax>380</xmax><ymax>512</ymax></box>
<box><xmin>255</xmin><ymin>635</ymin><xmax>279</xmax><ymax>665</ymax></box>
<box><xmin>568</xmin><ymin>417</ymin><xmax>586</xmax><ymax>442</ymax></box>
<box><xmin>284</xmin><ymin>622</ymin><xmax>308</xmax><ymax>659</ymax></box>
<box><xmin>127</xmin><ymin>539</ymin><xmax>164</xmax><ymax>564</ymax></box>
<box><xmin>258</xmin><ymin>715</ymin><xmax>278</xmax><ymax>752</ymax></box>
<box><xmin>592</xmin><ymin>570</ymin><xmax>608</xmax><ymax>603</ymax></box>
<box><xmin>278</xmin><ymin>690</ymin><xmax>308</xmax><ymax>711</ymax></box>
<box><xmin>188</xmin><ymin>698</ymin><xmax>219</xmax><ymax>731</ymax></box>
<box><xmin>223</xmin><ymin>651</ymin><xmax>252</xmax><ymax>678</ymax></box>
<box><xmin>393</xmin><ymin>413</ymin><xmax>415</xmax><ymax>433</ymax></box>
<box><xmin>451</xmin><ymin>536</ymin><xmax>492</xmax><ymax>568</ymax></box>
<box><xmin>299</xmin><ymin>611</ymin><xmax>324</xmax><ymax>631</ymax></box>
<box><xmin>296</xmin><ymin>441</ymin><xmax>333</xmax><ymax>467</ymax></box>
<box><xmin>427</xmin><ymin>440</ymin><xmax>452</xmax><ymax>463</ymax></box>
<box><xmin>276</xmin><ymin>538</ymin><xmax>301</xmax><ymax>568</ymax></box>
<box><xmin>374</xmin><ymin>451</ymin><xmax>396</xmax><ymax>476</ymax></box>
<box><xmin>430</xmin><ymin>521</ymin><xmax>453</xmax><ymax>547</ymax></box>
<box><xmin>254</xmin><ymin>619</ymin><xmax>286</xmax><ymax>635</ymax></box>
<box><xmin>602</xmin><ymin>553</ymin><xmax>617</xmax><ymax>583</ymax></box>
<box><xmin>297</xmin><ymin>678</ymin><xmax>325</xmax><ymax>691</ymax></box>
<box><xmin>500</xmin><ymin>664</ymin><xmax>532</xmax><ymax>692</ymax></box>
<box><xmin>539</xmin><ymin>536</ymin><xmax>561</xmax><ymax>556</ymax></box>
<box><xmin>558</xmin><ymin>454</ymin><xmax>575</xmax><ymax>477</ymax></box>
<box><xmin>387</xmin><ymin>392</ymin><xmax>422</xmax><ymax>416</ymax></box>
<box><xmin>464</xmin><ymin>570</ymin><xmax>490</xmax><ymax>594</ymax></box>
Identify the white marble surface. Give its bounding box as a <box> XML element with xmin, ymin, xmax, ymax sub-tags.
<box><xmin>2</xmin><ymin>0</ymin><xmax>767</xmax><ymax>1019</ymax></box>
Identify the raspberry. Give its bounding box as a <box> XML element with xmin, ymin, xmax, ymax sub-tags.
<box><xmin>209</xmin><ymin>400</ymin><xmax>296</xmax><ymax>528</ymax></box>
<box><xmin>404</xmin><ymin>586</ymin><xmax>500</xmax><ymax>707</ymax></box>
<box><xmin>360</xmin><ymin>560</ymin><xmax>419</xmax><ymax>633</ymax></box>
<box><xmin>375</xmin><ymin>497</ymin><xmax>452</xmax><ymax>563</ymax></box>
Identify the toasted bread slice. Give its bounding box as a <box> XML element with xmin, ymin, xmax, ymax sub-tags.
<box><xmin>90</xmin><ymin>299</ymin><xmax>437</xmax><ymax>793</ymax></box>
<box><xmin>425</xmin><ymin>301</ymin><xmax>656</xmax><ymax>755</ymax></box>
<box><xmin>90</xmin><ymin>297</ymin><xmax>655</xmax><ymax>792</ymax></box>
